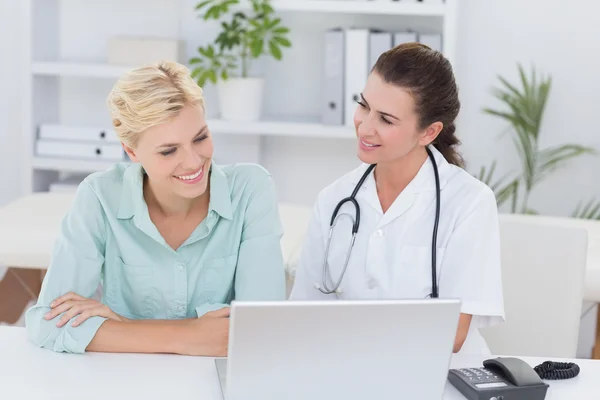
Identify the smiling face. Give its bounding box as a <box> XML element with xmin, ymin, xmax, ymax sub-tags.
<box><xmin>353</xmin><ymin>72</ymin><xmax>442</xmax><ymax>166</ymax></box>
<box><xmin>123</xmin><ymin>103</ymin><xmax>213</xmax><ymax>200</ymax></box>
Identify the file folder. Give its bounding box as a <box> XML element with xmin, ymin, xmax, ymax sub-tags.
<box><xmin>38</xmin><ymin>124</ymin><xmax>120</xmax><ymax>143</ymax></box>
<box><xmin>36</xmin><ymin>139</ymin><xmax>125</xmax><ymax>161</ymax></box>
<box><xmin>322</xmin><ymin>28</ymin><xmax>345</xmax><ymax>126</ymax></box>
<box><xmin>369</xmin><ymin>30</ymin><xmax>393</xmax><ymax>72</ymax></box>
<box><xmin>344</xmin><ymin>28</ymin><xmax>370</xmax><ymax>126</ymax></box>
<box><xmin>419</xmin><ymin>33</ymin><xmax>443</xmax><ymax>52</ymax></box>
<box><xmin>393</xmin><ymin>31</ymin><xmax>418</xmax><ymax>47</ymax></box>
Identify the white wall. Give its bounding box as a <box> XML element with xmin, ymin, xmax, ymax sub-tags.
<box><xmin>0</xmin><ymin>0</ymin><xmax>23</xmax><ymax>207</ymax></box>
<box><xmin>454</xmin><ymin>0</ymin><xmax>600</xmax><ymax>217</ymax></box>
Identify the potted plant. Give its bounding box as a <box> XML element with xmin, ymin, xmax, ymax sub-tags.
<box><xmin>190</xmin><ymin>0</ymin><xmax>292</xmax><ymax>122</ymax></box>
<box><xmin>475</xmin><ymin>63</ymin><xmax>596</xmax><ymax>215</ymax></box>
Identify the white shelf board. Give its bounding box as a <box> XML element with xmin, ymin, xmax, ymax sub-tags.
<box><xmin>207</xmin><ymin>118</ymin><xmax>356</xmax><ymax>139</ymax></box>
<box><xmin>31</xmin><ymin>62</ymin><xmax>136</xmax><ymax>78</ymax></box>
<box><xmin>254</xmin><ymin>0</ymin><xmax>447</xmax><ymax>16</ymax></box>
<box><xmin>32</xmin><ymin>157</ymin><xmax>124</xmax><ymax>173</ymax></box>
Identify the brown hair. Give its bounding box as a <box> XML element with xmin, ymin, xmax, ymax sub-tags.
<box><xmin>372</xmin><ymin>42</ymin><xmax>464</xmax><ymax>168</ymax></box>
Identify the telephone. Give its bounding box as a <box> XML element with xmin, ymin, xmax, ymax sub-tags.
<box><xmin>448</xmin><ymin>357</ymin><xmax>580</xmax><ymax>400</ymax></box>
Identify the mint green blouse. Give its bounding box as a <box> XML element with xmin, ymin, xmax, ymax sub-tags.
<box><xmin>25</xmin><ymin>161</ymin><xmax>287</xmax><ymax>353</ymax></box>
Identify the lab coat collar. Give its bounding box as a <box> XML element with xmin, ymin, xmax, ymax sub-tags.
<box><xmin>349</xmin><ymin>145</ymin><xmax>452</xmax><ymax>227</ymax></box>
<box><xmin>348</xmin><ymin>145</ymin><xmax>450</xmax><ymax>193</ymax></box>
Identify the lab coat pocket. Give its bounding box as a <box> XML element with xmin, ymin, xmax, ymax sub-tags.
<box><xmin>201</xmin><ymin>254</ymin><xmax>238</xmax><ymax>299</ymax></box>
<box><xmin>114</xmin><ymin>256</ymin><xmax>155</xmax><ymax>318</ymax></box>
<box><xmin>398</xmin><ymin>245</ymin><xmax>445</xmax><ymax>299</ymax></box>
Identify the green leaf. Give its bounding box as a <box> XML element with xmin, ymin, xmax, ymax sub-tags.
<box><xmin>195</xmin><ymin>0</ymin><xmax>214</xmax><ymax>10</ymax></box>
<box><xmin>537</xmin><ymin>144</ymin><xmax>595</xmax><ymax>183</ymax></box>
<box><xmin>189</xmin><ymin>57</ymin><xmax>203</xmax><ymax>64</ymax></box>
<box><xmin>222</xmin><ymin>0</ymin><xmax>239</xmax><ymax>8</ymax></box>
<box><xmin>267</xmin><ymin>17</ymin><xmax>281</xmax><ymax>29</ymax></box>
<box><xmin>191</xmin><ymin>67</ymin><xmax>203</xmax><ymax>79</ymax></box>
<box><xmin>273</xmin><ymin>36</ymin><xmax>291</xmax><ymax>47</ymax></box>
<box><xmin>473</xmin><ymin>160</ymin><xmax>519</xmax><ymax>209</ymax></box>
<box><xmin>262</xmin><ymin>3</ymin><xmax>274</xmax><ymax>14</ymax></box>
<box><xmin>206</xmin><ymin>45</ymin><xmax>215</xmax><ymax>57</ymax></box>
<box><xmin>272</xmin><ymin>26</ymin><xmax>289</xmax><ymax>34</ymax></box>
<box><xmin>510</xmin><ymin>180</ymin><xmax>520</xmax><ymax>214</ymax></box>
<box><xmin>221</xmin><ymin>69</ymin><xmax>229</xmax><ymax>80</ymax></box>
<box><xmin>269</xmin><ymin>40</ymin><xmax>282</xmax><ymax>60</ymax></box>
<box><xmin>250</xmin><ymin>38</ymin><xmax>264</xmax><ymax>58</ymax></box>
<box><xmin>496</xmin><ymin>179</ymin><xmax>520</xmax><ymax>209</ymax></box>
<box><xmin>207</xmin><ymin>70</ymin><xmax>217</xmax><ymax>84</ymax></box>
<box><xmin>572</xmin><ymin>198</ymin><xmax>600</xmax><ymax>220</ymax></box>
<box><xmin>197</xmin><ymin>70</ymin><xmax>210</xmax><ymax>87</ymax></box>
<box><xmin>198</xmin><ymin>46</ymin><xmax>211</xmax><ymax>58</ymax></box>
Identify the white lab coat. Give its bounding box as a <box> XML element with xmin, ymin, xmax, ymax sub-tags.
<box><xmin>289</xmin><ymin>146</ymin><xmax>505</xmax><ymax>355</ymax></box>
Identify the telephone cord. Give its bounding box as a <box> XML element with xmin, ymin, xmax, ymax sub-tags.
<box><xmin>534</xmin><ymin>361</ymin><xmax>580</xmax><ymax>380</ymax></box>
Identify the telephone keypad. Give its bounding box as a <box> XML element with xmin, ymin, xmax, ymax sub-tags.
<box><xmin>455</xmin><ymin>368</ymin><xmax>502</xmax><ymax>384</ymax></box>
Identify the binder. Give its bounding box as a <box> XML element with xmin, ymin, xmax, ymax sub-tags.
<box><xmin>419</xmin><ymin>33</ymin><xmax>443</xmax><ymax>52</ymax></box>
<box><xmin>322</xmin><ymin>28</ymin><xmax>345</xmax><ymax>126</ymax></box>
<box><xmin>368</xmin><ymin>30</ymin><xmax>393</xmax><ymax>72</ymax></box>
<box><xmin>344</xmin><ymin>28</ymin><xmax>370</xmax><ymax>126</ymax></box>
<box><xmin>393</xmin><ymin>31</ymin><xmax>418</xmax><ymax>47</ymax></box>
<box><xmin>35</xmin><ymin>139</ymin><xmax>125</xmax><ymax>161</ymax></box>
<box><xmin>38</xmin><ymin>124</ymin><xmax>120</xmax><ymax>144</ymax></box>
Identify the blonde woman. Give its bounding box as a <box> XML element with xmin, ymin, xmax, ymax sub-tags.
<box><xmin>25</xmin><ymin>61</ymin><xmax>286</xmax><ymax>356</ymax></box>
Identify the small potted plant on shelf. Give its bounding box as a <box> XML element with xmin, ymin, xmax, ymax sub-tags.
<box><xmin>190</xmin><ymin>0</ymin><xmax>292</xmax><ymax>122</ymax></box>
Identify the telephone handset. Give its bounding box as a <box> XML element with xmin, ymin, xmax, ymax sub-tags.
<box><xmin>448</xmin><ymin>357</ymin><xmax>580</xmax><ymax>400</ymax></box>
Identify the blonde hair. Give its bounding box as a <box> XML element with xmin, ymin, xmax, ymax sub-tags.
<box><xmin>107</xmin><ymin>60</ymin><xmax>205</xmax><ymax>148</ymax></box>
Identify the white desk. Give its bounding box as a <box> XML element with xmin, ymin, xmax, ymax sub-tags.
<box><xmin>1</xmin><ymin>327</ymin><xmax>598</xmax><ymax>399</ymax></box>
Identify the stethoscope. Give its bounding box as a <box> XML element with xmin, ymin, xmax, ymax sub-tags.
<box><xmin>314</xmin><ymin>146</ymin><xmax>441</xmax><ymax>298</ymax></box>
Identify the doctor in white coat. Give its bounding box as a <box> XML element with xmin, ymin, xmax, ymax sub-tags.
<box><xmin>290</xmin><ymin>42</ymin><xmax>505</xmax><ymax>355</ymax></box>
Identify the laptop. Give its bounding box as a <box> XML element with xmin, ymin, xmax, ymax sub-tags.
<box><xmin>215</xmin><ymin>299</ymin><xmax>461</xmax><ymax>400</ymax></box>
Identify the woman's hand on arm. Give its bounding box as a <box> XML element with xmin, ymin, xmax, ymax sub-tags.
<box><xmin>44</xmin><ymin>292</ymin><xmax>129</xmax><ymax>327</ymax></box>
<box><xmin>85</xmin><ymin>307</ymin><xmax>231</xmax><ymax>357</ymax></box>
<box><xmin>25</xmin><ymin>181</ymin><xmax>108</xmax><ymax>354</ymax></box>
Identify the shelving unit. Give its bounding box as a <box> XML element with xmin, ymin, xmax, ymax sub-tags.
<box><xmin>207</xmin><ymin>118</ymin><xmax>354</xmax><ymax>138</ymax></box>
<box><xmin>32</xmin><ymin>157</ymin><xmax>119</xmax><ymax>174</ymax></box>
<box><xmin>31</xmin><ymin>61</ymin><xmax>136</xmax><ymax>78</ymax></box>
<box><xmin>21</xmin><ymin>0</ymin><xmax>457</xmax><ymax>195</ymax></box>
<box><xmin>249</xmin><ymin>0</ymin><xmax>448</xmax><ymax>16</ymax></box>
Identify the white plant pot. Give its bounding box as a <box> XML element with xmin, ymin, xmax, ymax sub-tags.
<box><xmin>217</xmin><ymin>77</ymin><xmax>264</xmax><ymax>122</ymax></box>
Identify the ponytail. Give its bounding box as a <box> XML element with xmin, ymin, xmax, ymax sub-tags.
<box><xmin>432</xmin><ymin>123</ymin><xmax>465</xmax><ymax>168</ymax></box>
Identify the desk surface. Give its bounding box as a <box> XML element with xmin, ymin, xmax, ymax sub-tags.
<box><xmin>1</xmin><ymin>327</ymin><xmax>598</xmax><ymax>399</ymax></box>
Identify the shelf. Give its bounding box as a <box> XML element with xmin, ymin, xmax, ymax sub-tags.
<box><xmin>32</xmin><ymin>157</ymin><xmax>124</xmax><ymax>173</ymax></box>
<box><xmin>207</xmin><ymin>118</ymin><xmax>356</xmax><ymax>139</ymax></box>
<box><xmin>257</xmin><ymin>0</ymin><xmax>447</xmax><ymax>16</ymax></box>
<box><xmin>31</xmin><ymin>62</ymin><xmax>136</xmax><ymax>78</ymax></box>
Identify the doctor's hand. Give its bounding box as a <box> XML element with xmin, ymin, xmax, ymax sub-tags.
<box><xmin>44</xmin><ymin>292</ymin><xmax>129</xmax><ymax>328</ymax></box>
<box><xmin>178</xmin><ymin>307</ymin><xmax>230</xmax><ymax>357</ymax></box>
